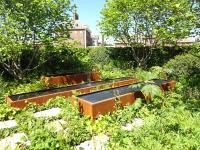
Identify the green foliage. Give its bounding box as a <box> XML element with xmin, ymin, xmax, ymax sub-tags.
<box><xmin>88</xmin><ymin>47</ymin><xmax>110</xmax><ymax>68</ymax></box>
<box><xmin>141</xmin><ymin>84</ymin><xmax>162</xmax><ymax>99</ymax></box>
<box><xmin>0</xmin><ymin>103</ymin><xmax>20</xmax><ymax>121</ymax></box>
<box><xmin>0</xmin><ymin>75</ymin><xmax>200</xmax><ymax>149</ymax></box>
<box><xmin>0</xmin><ymin>54</ymin><xmax>199</xmax><ymax>149</ymax></box>
<box><xmin>101</xmin><ymin>69</ymin><xmax>134</xmax><ymax>79</ymax></box>
<box><xmin>87</xmin><ymin>47</ymin><xmax>138</xmax><ymax>79</ymax></box>
<box><xmin>130</xmin><ymin>68</ymin><xmax>166</xmax><ymax>102</ymax></box>
<box><xmin>0</xmin><ymin>0</ymin><xmax>73</xmax><ymax>80</ymax></box>
<box><xmin>176</xmin><ymin>74</ymin><xmax>200</xmax><ymax>99</ymax></box>
<box><xmin>100</xmin><ymin>0</ymin><xmax>196</xmax><ymax>44</ymax></box>
<box><xmin>188</xmin><ymin>43</ymin><xmax>200</xmax><ymax>58</ymax></box>
<box><xmin>134</xmin><ymin>67</ymin><xmax>169</xmax><ymax>81</ymax></box>
<box><xmin>107</xmin><ymin>93</ymin><xmax>200</xmax><ymax>150</ymax></box>
<box><xmin>164</xmin><ymin>53</ymin><xmax>200</xmax><ymax>79</ymax></box>
<box><xmin>0</xmin><ymin>43</ymin><xmax>194</xmax><ymax>81</ymax></box>
<box><xmin>108</xmin><ymin>46</ymin><xmax>185</xmax><ymax>68</ymax></box>
<box><xmin>164</xmin><ymin>52</ymin><xmax>200</xmax><ymax>99</ymax></box>
<box><xmin>191</xmin><ymin>0</ymin><xmax>200</xmax><ymax>34</ymax></box>
<box><xmin>99</xmin><ymin>0</ymin><xmax>197</xmax><ymax>67</ymax></box>
<box><xmin>0</xmin><ymin>96</ymin><xmax>92</xmax><ymax>149</ymax></box>
<box><xmin>40</xmin><ymin>45</ymin><xmax>92</xmax><ymax>75</ymax></box>
<box><xmin>135</xmin><ymin>69</ymin><xmax>158</xmax><ymax>81</ymax></box>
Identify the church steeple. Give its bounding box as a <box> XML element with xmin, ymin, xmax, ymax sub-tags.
<box><xmin>73</xmin><ymin>7</ymin><xmax>79</xmax><ymax>21</ymax></box>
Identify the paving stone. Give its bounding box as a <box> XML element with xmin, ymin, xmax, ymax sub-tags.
<box><xmin>76</xmin><ymin>134</ymin><xmax>109</xmax><ymax>150</ymax></box>
<box><xmin>34</xmin><ymin>108</ymin><xmax>61</xmax><ymax>118</ymax></box>
<box><xmin>133</xmin><ymin>118</ymin><xmax>144</xmax><ymax>127</ymax></box>
<box><xmin>122</xmin><ymin>123</ymin><xmax>133</xmax><ymax>131</ymax></box>
<box><xmin>46</xmin><ymin>119</ymin><xmax>68</xmax><ymax>132</ymax></box>
<box><xmin>0</xmin><ymin>120</ymin><xmax>17</xmax><ymax>129</ymax></box>
<box><xmin>122</xmin><ymin>118</ymin><xmax>144</xmax><ymax>131</ymax></box>
<box><xmin>0</xmin><ymin>133</ymin><xmax>30</xmax><ymax>150</ymax></box>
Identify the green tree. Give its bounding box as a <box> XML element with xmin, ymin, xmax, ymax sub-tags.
<box><xmin>0</xmin><ymin>0</ymin><xmax>73</xmax><ymax>80</ymax></box>
<box><xmin>99</xmin><ymin>0</ymin><xmax>197</xmax><ymax>68</ymax></box>
<box><xmin>190</xmin><ymin>0</ymin><xmax>200</xmax><ymax>35</ymax></box>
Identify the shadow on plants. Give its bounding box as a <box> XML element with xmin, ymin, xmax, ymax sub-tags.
<box><xmin>0</xmin><ymin>46</ymin><xmax>92</xmax><ymax>82</ymax></box>
<box><xmin>179</xmin><ymin>74</ymin><xmax>200</xmax><ymax>112</ymax></box>
<box><xmin>39</xmin><ymin>47</ymin><xmax>91</xmax><ymax>76</ymax></box>
<box><xmin>108</xmin><ymin>46</ymin><xmax>184</xmax><ymax>69</ymax></box>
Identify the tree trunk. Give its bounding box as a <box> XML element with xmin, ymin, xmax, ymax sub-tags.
<box><xmin>131</xmin><ymin>46</ymin><xmax>151</xmax><ymax>69</ymax></box>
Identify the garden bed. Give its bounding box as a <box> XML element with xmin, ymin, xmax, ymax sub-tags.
<box><xmin>41</xmin><ymin>71</ymin><xmax>100</xmax><ymax>85</ymax></box>
<box><xmin>75</xmin><ymin>79</ymin><xmax>175</xmax><ymax>119</ymax></box>
<box><xmin>6</xmin><ymin>77</ymin><xmax>137</xmax><ymax>108</ymax></box>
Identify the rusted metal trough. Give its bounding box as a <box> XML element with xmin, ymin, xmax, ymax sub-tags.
<box><xmin>6</xmin><ymin>77</ymin><xmax>137</xmax><ymax>109</ymax></box>
<box><xmin>74</xmin><ymin>79</ymin><xmax>176</xmax><ymax>119</ymax></box>
<box><xmin>41</xmin><ymin>71</ymin><xmax>100</xmax><ymax>86</ymax></box>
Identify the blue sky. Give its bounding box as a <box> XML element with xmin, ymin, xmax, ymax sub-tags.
<box><xmin>73</xmin><ymin>0</ymin><xmax>106</xmax><ymax>35</ymax></box>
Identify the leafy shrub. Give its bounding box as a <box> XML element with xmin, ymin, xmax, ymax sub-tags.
<box><xmin>164</xmin><ymin>53</ymin><xmax>200</xmax><ymax>79</ymax></box>
<box><xmin>40</xmin><ymin>45</ymin><xmax>91</xmax><ymax>75</ymax></box>
<box><xmin>101</xmin><ymin>68</ymin><xmax>134</xmax><ymax>79</ymax></box>
<box><xmin>165</xmin><ymin>53</ymin><xmax>200</xmax><ymax>99</ymax></box>
<box><xmin>109</xmin><ymin>46</ymin><xmax>184</xmax><ymax>68</ymax></box>
<box><xmin>0</xmin><ymin>44</ymin><xmax>93</xmax><ymax>81</ymax></box>
<box><xmin>88</xmin><ymin>47</ymin><xmax>110</xmax><ymax>67</ymax></box>
<box><xmin>187</xmin><ymin>43</ymin><xmax>200</xmax><ymax>58</ymax></box>
<box><xmin>134</xmin><ymin>67</ymin><xmax>170</xmax><ymax>81</ymax></box>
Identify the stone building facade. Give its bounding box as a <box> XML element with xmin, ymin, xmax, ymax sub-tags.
<box><xmin>69</xmin><ymin>13</ymin><xmax>92</xmax><ymax>48</ymax></box>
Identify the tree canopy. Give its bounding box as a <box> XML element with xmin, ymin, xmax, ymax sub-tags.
<box><xmin>0</xmin><ymin>0</ymin><xmax>73</xmax><ymax>80</ymax></box>
<box><xmin>99</xmin><ymin>0</ymin><xmax>198</xmax><ymax>67</ymax></box>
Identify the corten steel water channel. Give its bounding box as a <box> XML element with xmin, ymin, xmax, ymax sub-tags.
<box><xmin>41</xmin><ymin>71</ymin><xmax>100</xmax><ymax>86</ymax></box>
<box><xmin>74</xmin><ymin>79</ymin><xmax>176</xmax><ymax>119</ymax></box>
<box><xmin>6</xmin><ymin>77</ymin><xmax>137</xmax><ymax>109</ymax></box>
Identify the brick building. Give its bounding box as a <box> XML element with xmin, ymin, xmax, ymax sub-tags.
<box><xmin>69</xmin><ymin>12</ymin><xmax>93</xmax><ymax>48</ymax></box>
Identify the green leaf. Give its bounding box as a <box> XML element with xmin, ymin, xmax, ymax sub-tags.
<box><xmin>141</xmin><ymin>84</ymin><xmax>162</xmax><ymax>99</ymax></box>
